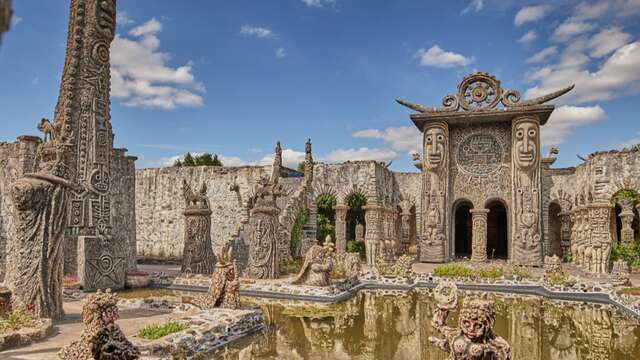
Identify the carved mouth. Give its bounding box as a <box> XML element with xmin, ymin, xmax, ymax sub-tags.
<box><xmin>428</xmin><ymin>154</ymin><xmax>442</xmax><ymax>162</ymax></box>
<box><xmin>519</xmin><ymin>152</ymin><xmax>534</xmax><ymax>162</ymax></box>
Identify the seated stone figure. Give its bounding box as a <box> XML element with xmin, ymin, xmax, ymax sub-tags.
<box><xmin>58</xmin><ymin>290</ymin><xmax>140</xmax><ymax>360</ymax></box>
<box><xmin>429</xmin><ymin>282</ymin><xmax>511</xmax><ymax>360</ymax></box>
<box><xmin>292</xmin><ymin>239</ymin><xmax>335</xmax><ymax>287</ymax></box>
<box><xmin>194</xmin><ymin>247</ymin><xmax>240</xmax><ymax>309</ymax></box>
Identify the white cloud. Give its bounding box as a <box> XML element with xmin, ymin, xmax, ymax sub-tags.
<box><xmin>588</xmin><ymin>27</ymin><xmax>632</xmax><ymax>58</ymax></box>
<box><xmin>542</xmin><ymin>105</ymin><xmax>606</xmax><ymax>145</ymax></box>
<box><xmin>461</xmin><ymin>0</ymin><xmax>484</xmax><ymax>15</ymax></box>
<box><xmin>514</xmin><ymin>5</ymin><xmax>550</xmax><ymax>26</ymax></box>
<box><xmin>149</xmin><ymin>152</ymin><xmax>249</xmax><ymax>168</ymax></box>
<box><xmin>11</xmin><ymin>15</ymin><xmax>22</xmax><ymax>26</ymax></box>
<box><xmin>353</xmin><ymin>126</ymin><xmax>422</xmax><ymax>156</ymax></box>
<box><xmin>616</xmin><ymin>132</ymin><xmax>640</xmax><ymax>149</ymax></box>
<box><xmin>110</xmin><ymin>18</ymin><xmax>205</xmax><ymax>110</ymax></box>
<box><xmin>301</xmin><ymin>0</ymin><xmax>336</xmax><ymax>7</ymax></box>
<box><xmin>572</xmin><ymin>1</ymin><xmax>610</xmax><ymax>21</ymax></box>
<box><xmin>415</xmin><ymin>45</ymin><xmax>474</xmax><ymax>68</ymax></box>
<box><xmin>275</xmin><ymin>47</ymin><xmax>287</xmax><ymax>58</ymax></box>
<box><xmin>527</xmin><ymin>46</ymin><xmax>558</xmax><ymax>63</ymax></box>
<box><xmin>240</xmin><ymin>25</ymin><xmax>276</xmax><ymax>39</ymax></box>
<box><xmin>551</xmin><ymin>21</ymin><xmax>596</xmax><ymax>42</ymax></box>
<box><xmin>322</xmin><ymin>148</ymin><xmax>397</xmax><ymax>163</ymax></box>
<box><xmin>518</xmin><ymin>30</ymin><xmax>537</xmax><ymax>44</ymax></box>
<box><xmin>260</xmin><ymin>148</ymin><xmax>305</xmax><ymax>168</ymax></box>
<box><xmin>116</xmin><ymin>11</ymin><xmax>134</xmax><ymax>26</ymax></box>
<box><xmin>128</xmin><ymin>18</ymin><xmax>162</xmax><ymax>37</ymax></box>
<box><xmin>525</xmin><ymin>41</ymin><xmax>640</xmax><ymax>104</ymax></box>
<box><xmin>219</xmin><ymin>155</ymin><xmax>248</xmax><ymax>167</ymax></box>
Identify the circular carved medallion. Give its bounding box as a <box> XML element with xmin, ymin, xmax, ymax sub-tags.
<box><xmin>456</xmin><ymin>134</ymin><xmax>503</xmax><ymax>175</ymax></box>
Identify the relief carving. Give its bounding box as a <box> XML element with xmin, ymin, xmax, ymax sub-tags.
<box><xmin>247</xmin><ymin>177</ymin><xmax>283</xmax><ymax>279</ymax></box>
<box><xmin>470</xmin><ymin>209</ymin><xmax>489</xmax><ymax>262</ymax></box>
<box><xmin>181</xmin><ymin>180</ymin><xmax>215</xmax><ymax>275</ymax></box>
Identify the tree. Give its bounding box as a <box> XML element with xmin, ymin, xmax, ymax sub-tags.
<box><xmin>316</xmin><ymin>194</ymin><xmax>336</xmax><ymax>244</ymax></box>
<box><xmin>297</xmin><ymin>162</ymin><xmax>305</xmax><ymax>173</ymax></box>
<box><xmin>173</xmin><ymin>153</ymin><xmax>224</xmax><ymax>167</ymax></box>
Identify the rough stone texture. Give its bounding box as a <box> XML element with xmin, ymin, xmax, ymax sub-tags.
<box><xmin>292</xmin><ymin>242</ymin><xmax>334</xmax><ymax>287</ymax></box>
<box><xmin>194</xmin><ymin>247</ymin><xmax>240</xmax><ymax>310</ymax></box>
<box><xmin>0</xmin><ymin>318</ymin><xmax>54</xmax><ymax>352</ymax></box>
<box><xmin>78</xmin><ymin>235</ymin><xmax>126</xmax><ymax>292</ymax></box>
<box><xmin>181</xmin><ymin>180</ymin><xmax>215</xmax><ymax>275</ymax></box>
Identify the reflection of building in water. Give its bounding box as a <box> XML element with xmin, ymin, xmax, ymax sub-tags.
<box><xmin>393</xmin><ymin>295</ymin><xmax>419</xmax><ymax>360</ymax></box>
<box><xmin>510</xmin><ymin>298</ymin><xmax>542</xmax><ymax>359</ymax></box>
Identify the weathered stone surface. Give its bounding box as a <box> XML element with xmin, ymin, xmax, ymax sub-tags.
<box><xmin>78</xmin><ymin>236</ymin><xmax>126</xmax><ymax>292</ymax></box>
<box><xmin>181</xmin><ymin>180</ymin><xmax>215</xmax><ymax>274</ymax></box>
<box><xmin>292</xmin><ymin>241</ymin><xmax>334</xmax><ymax>287</ymax></box>
<box><xmin>194</xmin><ymin>247</ymin><xmax>240</xmax><ymax>310</ymax></box>
<box><xmin>246</xmin><ymin>177</ymin><xmax>283</xmax><ymax>279</ymax></box>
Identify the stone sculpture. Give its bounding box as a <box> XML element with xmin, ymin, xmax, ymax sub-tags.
<box><xmin>429</xmin><ymin>281</ymin><xmax>511</xmax><ymax>360</ymax></box>
<box><xmin>471</xmin><ymin>209</ymin><xmax>489</xmax><ymax>262</ymax></box>
<box><xmin>6</xmin><ymin>119</ymin><xmax>77</xmax><ymax>321</ymax></box>
<box><xmin>543</xmin><ymin>255</ymin><xmax>563</xmax><ymax>282</ymax></box>
<box><xmin>247</xmin><ymin>177</ymin><xmax>284</xmax><ymax>279</ymax></box>
<box><xmin>58</xmin><ymin>289</ymin><xmax>140</xmax><ymax>360</ymax></box>
<box><xmin>612</xmin><ymin>260</ymin><xmax>631</xmax><ymax>286</ymax></box>
<box><xmin>355</xmin><ymin>222</ymin><xmax>364</xmax><ymax>242</ymax></box>
<box><xmin>195</xmin><ymin>247</ymin><xmax>240</xmax><ymax>310</ymax></box>
<box><xmin>363</xmin><ymin>204</ymin><xmax>381</xmax><ymax>266</ymax></box>
<box><xmin>618</xmin><ymin>197</ymin><xmax>635</xmax><ymax>244</ymax></box>
<box><xmin>341</xmin><ymin>252</ymin><xmax>362</xmax><ymax>281</ymax></box>
<box><xmin>181</xmin><ymin>180</ymin><xmax>215</xmax><ymax>275</ymax></box>
<box><xmin>292</xmin><ymin>240</ymin><xmax>335</xmax><ymax>287</ymax></box>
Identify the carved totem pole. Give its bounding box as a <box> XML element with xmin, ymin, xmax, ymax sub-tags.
<box><xmin>618</xmin><ymin>197</ymin><xmax>635</xmax><ymax>244</ymax></box>
<box><xmin>181</xmin><ymin>180</ymin><xmax>215</xmax><ymax>275</ymax></box>
<box><xmin>247</xmin><ymin>177</ymin><xmax>284</xmax><ymax>279</ymax></box>
<box><xmin>512</xmin><ymin>117</ymin><xmax>543</xmax><ymax>266</ymax></box>
<box><xmin>420</xmin><ymin>122</ymin><xmax>449</xmax><ymax>262</ymax></box>
<box><xmin>470</xmin><ymin>209</ymin><xmax>489</xmax><ymax>262</ymax></box>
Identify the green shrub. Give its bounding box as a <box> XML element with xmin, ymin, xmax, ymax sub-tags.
<box><xmin>0</xmin><ymin>305</ymin><xmax>38</xmax><ymax>334</ymax></box>
<box><xmin>612</xmin><ymin>239</ymin><xmax>640</xmax><ymax>269</ymax></box>
<box><xmin>545</xmin><ymin>273</ymin><xmax>576</xmax><ymax>286</ymax></box>
<box><xmin>138</xmin><ymin>322</ymin><xmax>187</xmax><ymax>340</ymax></box>
<box><xmin>478</xmin><ymin>266</ymin><xmax>503</xmax><ymax>279</ymax></box>
<box><xmin>316</xmin><ymin>194</ymin><xmax>336</xmax><ymax>243</ymax></box>
<box><xmin>346</xmin><ymin>240</ymin><xmax>365</xmax><ymax>258</ymax></box>
<box><xmin>289</xmin><ymin>208</ymin><xmax>310</xmax><ymax>257</ymax></box>
<box><xmin>509</xmin><ymin>266</ymin><xmax>530</xmax><ymax>279</ymax></box>
<box><xmin>433</xmin><ymin>264</ymin><xmax>472</xmax><ymax>278</ymax></box>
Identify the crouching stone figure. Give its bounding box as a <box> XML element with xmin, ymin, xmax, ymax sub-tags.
<box><xmin>194</xmin><ymin>247</ymin><xmax>240</xmax><ymax>309</ymax></box>
<box><xmin>292</xmin><ymin>239</ymin><xmax>335</xmax><ymax>287</ymax></box>
<box><xmin>429</xmin><ymin>282</ymin><xmax>511</xmax><ymax>360</ymax></box>
<box><xmin>58</xmin><ymin>290</ymin><xmax>139</xmax><ymax>360</ymax></box>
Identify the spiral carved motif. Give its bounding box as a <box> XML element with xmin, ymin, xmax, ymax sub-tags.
<box><xmin>99</xmin><ymin>254</ymin><xmax>114</xmax><ymax>273</ymax></box>
<box><xmin>92</xmin><ymin>42</ymin><xmax>110</xmax><ymax>64</ymax></box>
<box><xmin>458</xmin><ymin>73</ymin><xmax>501</xmax><ymax>111</ymax></box>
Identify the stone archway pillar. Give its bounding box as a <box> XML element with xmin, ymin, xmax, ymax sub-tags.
<box><xmin>470</xmin><ymin>209</ymin><xmax>489</xmax><ymax>262</ymax></box>
<box><xmin>334</xmin><ymin>204</ymin><xmax>348</xmax><ymax>254</ymax></box>
<box><xmin>619</xmin><ymin>200</ymin><xmax>635</xmax><ymax>245</ymax></box>
<box><xmin>363</xmin><ymin>204</ymin><xmax>382</xmax><ymax>266</ymax></box>
<box><xmin>558</xmin><ymin>210</ymin><xmax>571</xmax><ymax>258</ymax></box>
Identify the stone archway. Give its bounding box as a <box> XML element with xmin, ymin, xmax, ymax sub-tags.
<box><xmin>453</xmin><ymin>200</ymin><xmax>473</xmax><ymax>258</ymax></box>
<box><xmin>486</xmin><ymin>200</ymin><xmax>508</xmax><ymax>259</ymax></box>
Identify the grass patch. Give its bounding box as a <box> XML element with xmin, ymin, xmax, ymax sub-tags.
<box><xmin>618</xmin><ymin>287</ymin><xmax>640</xmax><ymax>296</ymax></box>
<box><xmin>477</xmin><ymin>266</ymin><xmax>503</xmax><ymax>279</ymax></box>
<box><xmin>509</xmin><ymin>266</ymin><xmax>530</xmax><ymax>279</ymax></box>
<box><xmin>0</xmin><ymin>304</ymin><xmax>39</xmax><ymax>334</ymax></box>
<box><xmin>433</xmin><ymin>264</ymin><xmax>472</xmax><ymax>278</ymax></box>
<box><xmin>545</xmin><ymin>273</ymin><xmax>576</xmax><ymax>286</ymax></box>
<box><xmin>137</xmin><ymin>322</ymin><xmax>187</xmax><ymax>340</ymax></box>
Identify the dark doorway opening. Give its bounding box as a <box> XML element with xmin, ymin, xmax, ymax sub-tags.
<box><xmin>548</xmin><ymin>202</ymin><xmax>563</xmax><ymax>257</ymax></box>
<box><xmin>454</xmin><ymin>202</ymin><xmax>473</xmax><ymax>258</ymax></box>
<box><xmin>486</xmin><ymin>201</ymin><xmax>508</xmax><ymax>259</ymax></box>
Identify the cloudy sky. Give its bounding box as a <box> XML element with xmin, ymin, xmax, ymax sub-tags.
<box><xmin>1</xmin><ymin>0</ymin><xmax>640</xmax><ymax>170</ymax></box>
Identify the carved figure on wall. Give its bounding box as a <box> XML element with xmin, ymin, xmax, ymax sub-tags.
<box><xmin>363</xmin><ymin>205</ymin><xmax>381</xmax><ymax>266</ymax></box>
<box><xmin>355</xmin><ymin>221</ymin><xmax>364</xmax><ymax>241</ymax></box>
<box><xmin>58</xmin><ymin>290</ymin><xmax>140</xmax><ymax>360</ymax></box>
<box><xmin>512</xmin><ymin>117</ymin><xmax>542</xmax><ymax>266</ymax></box>
<box><xmin>618</xmin><ymin>197</ymin><xmax>635</xmax><ymax>244</ymax></box>
<box><xmin>6</xmin><ymin>119</ymin><xmax>77</xmax><ymax>321</ymax></box>
<box><xmin>421</xmin><ymin>122</ymin><xmax>448</xmax><ymax>262</ymax></box>
<box><xmin>429</xmin><ymin>282</ymin><xmax>511</xmax><ymax>359</ymax></box>
<box><xmin>247</xmin><ymin>177</ymin><xmax>283</xmax><ymax>279</ymax></box>
<box><xmin>586</xmin><ymin>205</ymin><xmax>612</xmax><ymax>273</ymax></box>
<box><xmin>194</xmin><ymin>247</ymin><xmax>240</xmax><ymax>310</ymax></box>
<box><xmin>471</xmin><ymin>209</ymin><xmax>489</xmax><ymax>262</ymax></box>
<box><xmin>181</xmin><ymin>180</ymin><xmax>215</xmax><ymax>275</ymax></box>
<box><xmin>37</xmin><ymin>118</ymin><xmax>61</xmax><ymax>142</ymax></box>
<box><xmin>292</xmin><ymin>240</ymin><xmax>334</xmax><ymax>287</ymax></box>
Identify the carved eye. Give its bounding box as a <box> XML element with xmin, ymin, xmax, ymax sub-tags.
<box><xmin>528</xmin><ymin>129</ymin><xmax>536</xmax><ymax>137</ymax></box>
<box><xmin>437</xmin><ymin>135</ymin><xmax>444</xmax><ymax>142</ymax></box>
<box><xmin>516</xmin><ymin>130</ymin><xmax>524</xmax><ymax>139</ymax></box>
<box><xmin>426</xmin><ymin>136</ymin><xmax>433</xmax><ymax>144</ymax></box>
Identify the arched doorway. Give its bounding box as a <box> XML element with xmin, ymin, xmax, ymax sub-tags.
<box><xmin>547</xmin><ymin>202</ymin><xmax>562</xmax><ymax>257</ymax></box>
<box><xmin>454</xmin><ymin>201</ymin><xmax>473</xmax><ymax>258</ymax></box>
<box><xmin>486</xmin><ymin>200</ymin><xmax>508</xmax><ymax>259</ymax></box>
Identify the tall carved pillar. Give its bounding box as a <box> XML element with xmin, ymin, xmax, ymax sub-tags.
<box><xmin>247</xmin><ymin>178</ymin><xmax>283</xmax><ymax>279</ymax></box>
<box><xmin>618</xmin><ymin>198</ymin><xmax>635</xmax><ymax>244</ymax></box>
<box><xmin>586</xmin><ymin>203</ymin><xmax>612</xmax><ymax>273</ymax></box>
<box><xmin>420</xmin><ymin>121</ymin><xmax>448</xmax><ymax>263</ymax></box>
<box><xmin>470</xmin><ymin>209</ymin><xmax>489</xmax><ymax>262</ymax></box>
<box><xmin>511</xmin><ymin>117</ymin><xmax>543</xmax><ymax>266</ymax></box>
<box><xmin>558</xmin><ymin>211</ymin><xmax>571</xmax><ymax>259</ymax></box>
<box><xmin>181</xmin><ymin>181</ymin><xmax>215</xmax><ymax>275</ymax></box>
<box><xmin>569</xmin><ymin>210</ymin><xmax>578</xmax><ymax>264</ymax></box>
<box><xmin>334</xmin><ymin>204</ymin><xmax>348</xmax><ymax>254</ymax></box>
<box><xmin>363</xmin><ymin>204</ymin><xmax>382</xmax><ymax>266</ymax></box>
<box><xmin>400</xmin><ymin>210</ymin><xmax>411</xmax><ymax>254</ymax></box>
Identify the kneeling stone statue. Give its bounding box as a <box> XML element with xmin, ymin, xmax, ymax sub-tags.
<box><xmin>292</xmin><ymin>238</ymin><xmax>335</xmax><ymax>287</ymax></box>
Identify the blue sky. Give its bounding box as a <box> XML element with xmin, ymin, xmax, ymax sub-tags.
<box><xmin>1</xmin><ymin>0</ymin><xmax>640</xmax><ymax>171</ymax></box>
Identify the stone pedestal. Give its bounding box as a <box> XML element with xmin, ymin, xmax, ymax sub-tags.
<box><xmin>78</xmin><ymin>236</ymin><xmax>126</xmax><ymax>292</ymax></box>
<box><xmin>334</xmin><ymin>204</ymin><xmax>348</xmax><ymax>254</ymax></box>
<box><xmin>363</xmin><ymin>204</ymin><xmax>382</xmax><ymax>266</ymax></box>
<box><xmin>470</xmin><ymin>209</ymin><xmax>489</xmax><ymax>262</ymax></box>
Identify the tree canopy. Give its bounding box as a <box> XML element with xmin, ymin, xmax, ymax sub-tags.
<box><xmin>173</xmin><ymin>153</ymin><xmax>223</xmax><ymax>167</ymax></box>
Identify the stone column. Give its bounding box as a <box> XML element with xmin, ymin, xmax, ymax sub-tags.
<box><xmin>334</xmin><ymin>204</ymin><xmax>348</xmax><ymax>254</ymax></box>
<box><xmin>586</xmin><ymin>203</ymin><xmax>613</xmax><ymax>273</ymax></box>
<box><xmin>558</xmin><ymin>211</ymin><xmax>571</xmax><ymax>258</ymax></box>
<box><xmin>181</xmin><ymin>181</ymin><xmax>215</xmax><ymax>275</ymax></box>
<box><xmin>470</xmin><ymin>209</ymin><xmax>489</xmax><ymax>262</ymax></box>
<box><xmin>511</xmin><ymin>117</ymin><xmax>543</xmax><ymax>266</ymax></box>
<box><xmin>400</xmin><ymin>210</ymin><xmax>411</xmax><ymax>253</ymax></box>
<box><xmin>619</xmin><ymin>200</ymin><xmax>635</xmax><ymax>244</ymax></box>
<box><xmin>363</xmin><ymin>204</ymin><xmax>382</xmax><ymax>266</ymax></box>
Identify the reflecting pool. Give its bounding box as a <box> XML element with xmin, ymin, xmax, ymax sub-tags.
<box><xmin>121</xmin><ymin>289</ymin><xmax>640</xmax><ymax>359</ymax></box>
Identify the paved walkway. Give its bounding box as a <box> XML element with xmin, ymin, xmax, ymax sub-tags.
<box><xmin>2</xmin><ymin>301</ymin><xmax>175</xmax><ymax>360</ymax></box>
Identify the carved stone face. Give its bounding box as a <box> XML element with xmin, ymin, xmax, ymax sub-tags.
<box><xmin>424</xmin><ymin>126</ymin><xmax>446</xmax><ymax>170</ymax></box>
<box><xmin>514</xmin><ymin>120</ymin><xmax>538</xmax><ymax>169</ymax></box>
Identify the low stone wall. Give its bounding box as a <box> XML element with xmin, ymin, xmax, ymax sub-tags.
<box><xmin>0</xmin><ymin>318</ymin><xmax>54</xmax><ymax>351</ymax></box>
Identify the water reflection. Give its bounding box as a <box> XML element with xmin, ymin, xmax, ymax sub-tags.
<box><xmin>208</xmin><ymin>290</ymin><xmax>639</xmax><ymax>360</ymax></box>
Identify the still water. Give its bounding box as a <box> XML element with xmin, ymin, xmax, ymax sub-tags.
<box><xmin>121</xmin><ymin>289</ymin><xmax>640</xmax><ymax>360</ymax></box>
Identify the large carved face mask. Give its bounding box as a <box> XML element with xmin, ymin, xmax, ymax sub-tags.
<box><xmin>424</xmin><ymin>126</ymin><xmax>446</xmax><ymax>170</ymax></box>
<box><xmin>514</xmin><ymin>120</ymin><xmax>538</xmax><ymax>169</ymax></box>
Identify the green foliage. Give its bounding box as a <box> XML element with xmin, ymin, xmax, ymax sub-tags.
<box><xmin>562</xmin><ymin>253</ymin><xmax>572</xmax><ymax>263</ymax></box>
<box><xmin>346</xmin><ymin>240</ymin><xmax>366</xmax><ymax>258</ymax></box>
<box><xmin>138</xmin><ymin>322</ymin><xmax>187</xmax><ymax>340</ymax></box>
<box><xmin>477</xmin><ymin>266</ymin><xmax>504</xmax><ymax>279</ymax></box>
<box><xmin>173</xmin><ymin>153</ymin><xmax>223</xmax><ymax>167</ymax></box>
<box><xmin>611</xmin><ymin>239</ymin><xmax>640</xmax><ymax>269</ymax></box>
<box><xmin>346</xmin><ymin>193</ymin><xmax>367</xmax><ymax>228</ymax></box>
<box><xmin>316</xmin><ymin>194</ymin><xmax>336</xmax><ymax>243</ymax></box>
<box><xmin>331</xmin><ymin>262</ymin><xmax>347</xmax><ymax>279</ymax></box>
<box><xmin>618</xmin><ymin>287</ymin><xmax>640</xmax><ymax>296</ymax></box>
<box><xmin>433</xmin><ymin>264</ymin><xmax>472</xmax><ymax>278</ymax></box>
<box><xmin>297</xmin><ymin>162</ymin><xmax>305</xmax><ymax>173</ymax></box>
<box><xmin>289</xmin><ymin>208</ymin><xmax>310</xmax><ymax>257</ymax></box>
<box><xmin>509</xmin><ymin>266</ymin><xmax>531</xmax><ymax>279</ymax></box>
<box><xmin>611</xmin><ymin>189</ymin><xmax>640</xmax><ymax>206</ymax></box>
<box><xmin>546</xmin><ymin>273</ymin><xmax>576</xmax><ymax>286</ymax></box>
<box><xmin>0</xmin><ymin>304</ymin><xmax>38</xmax><ymax>334</ymax></box>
